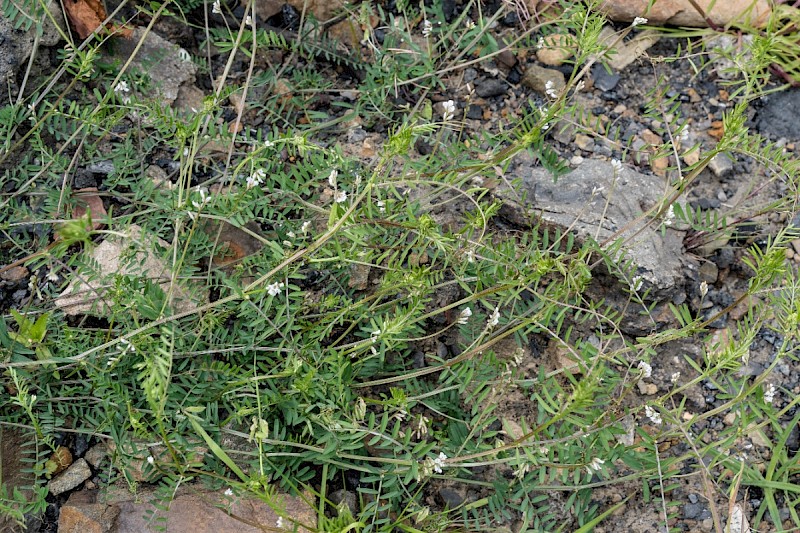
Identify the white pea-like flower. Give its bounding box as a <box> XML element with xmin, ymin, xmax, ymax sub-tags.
<box><xmin>224</xmin><ymin>488</ymin><xmax>233</xmax><ymax>496</ymax></box>
<box><xmin>334</xmin><ymin>190</ymin><xmax>348</xmax><ymax>203</ymax></box>
<box><xmin>586</xmin><ymin>457</ymin><xmax>604</xmax><ymax>474</ymax></box>
<box><xmin>212</xmin><ymin>0</ymin><xmax>221</xmax><ymax>13</ymax></box>
<box><xmin>267</xmin><ymin>282</ymin><xmax>284</xmax><ymax>296</ymax></box>
<box><xmin>764</xmin><ymin>383</ymin><xmax>776</xmax><ymax>404</ymax></box>
<box><xmin>432</xmin><ymin>452</ymin><xmax>447</xmax><ymax>474</ymax></box>
<box><xmin>611</xmin><ymin>159</ymin><xmax>623</xmax><ymax>174</ymax></box>
<box><xmin>328</xmin><ymin>169</ymin><xmax>338</xmax><ymax>187</ymax></box>
<box><xmin>700</xmin><ymin>281</ymin><xmax>708</xmax><ymax>298</ymax></box>
<box><xmin>487</xmin><ymin>307</ymin><xmax>500</xmax><ymax>328</ymax></box>
<box><xmin>545</xmin><ymin>80</ymin><xmax>558</xmax><ymax>98</ymax></box>
<box><xmin>632</xmin><ymin>16</ymin><xmax>648</xmax><ymax>27</ymax></box>
<box><xmin>442</xmin><ymin>100</ymin><xmax>456</xmax><ymax>121</ymax></box>
<box><xmin>146</xmin><ymin>456</ymin><xmax>154</xmax><ymax>465</ymax></box>
<box><xmin>422</xmin><ymin>20</ymin><xmax>433</xmax><ymax>37</ymax></box>
<box><xmin>638</xmin><ymin>360</ymin><xmax>652</xmax><ymax>378</ymax></box>
<box><xmin>457</xmin><ymin>307</ymin><xmax>472</xmax><ymax>325</ymax></box>
<box><xmin>644</xmin><ymin>405</ymin><xmax>662</xmax><ymax>425</ymax></box>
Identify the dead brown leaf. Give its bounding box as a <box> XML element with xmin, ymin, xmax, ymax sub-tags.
<box><xmin>62</xmin><ymin>0</ymin><xmax>132</xmax><ymax>40</ymax></box>
<box><xmin>73</xmin><ymin>187</ymin><xmax>107</xmax><ymax>229</ymax></box>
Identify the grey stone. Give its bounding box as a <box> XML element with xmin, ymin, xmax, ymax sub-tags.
<box><xmin>698</xmin><ymin>261</ymin><xmax>719</xmax><ymax>284</ymax></box>
<box><xmin>84</xmin><ymin>443</ymin><xmax>108</xmax><ymax>468</ymax></box>
<box><xmin>475</xmin><ymin>78</ymin><xmax>507</xmax><ymax>98</ymax></box>
<box><xmin>756</xmin><ymin>89</ymin><xmax>800</xmax><ymax>141</ymax></box>
<box><xmin>592</xmin><ymin>63</ymin><xmax>620</xmax><ymax>92</ymax></box>
<box><xmin>438</xmin><ymin>487</ymin><xmax>466</xmax><ymax>509</ymax></box>
<box><xmin>48</xmin><ymin>458</ymin><xmax>91</xmax><ymax>496</ymax></box>
<box><xmin>328</xmin><ymin>489</ymin><xmax>357</xmax><ymax>516</ymax></box>
<box><xmin>709</xmin><ymin>153</ymin><xmax>734</xmax><ymax>178</ymax></box>
<box><xmin>521</xmin><ymin>65</ymin><xmax>565</xmax><ymax>97</ymax></box>
<box><xmin>0</xmin><ymin>0</ymin><xmax>64</xmax><ymax>84</ymax></box>
<box><xmin>496</xmin><ymin>159</ymin><xmax>687</xmax><ymax>299</ymax></box>
<box><xmin>105</xmin><ymin>26</ymin><xmax>197</xmax><ymax>105</ymax></box>
<box><xmin>56</xmin><ymin>225</ymin><xmax>203</xmax><ymax>316</ymax></box>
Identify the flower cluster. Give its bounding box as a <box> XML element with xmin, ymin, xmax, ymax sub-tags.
<box><xmin>637</xmin><ymin>360</ymin><xmax>652</xmax><ymax>378</ymax></box>
<box><xmin>456</xmin><ymin>307</ymin><xmax>472</xmax><ymax>325</ymax></box>
<box><xmin>644</xmin><ymin>404</ymin><xmax>662</xmax><ymax>425</ymax></box>
<box><xmin>764</xmin><ymin>383</ymin><xmax>776</xmax><ymax>404</ymax></box>
<box><xmin>442</xmin><ymin>100</ymin><xmax>456</xmax><ymax>121</ymax></box>
<box><xmin>267</xmin><ymin>282</ymin><xmax>285</xmax><ymax>296</ymax></box>
<box><xmin>247</xmin><ymin>168</ymin><xmax>266</xmax><ymax>189</ymax></box>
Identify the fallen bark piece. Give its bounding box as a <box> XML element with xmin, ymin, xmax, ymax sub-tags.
<box><xmin>598</xmin><ymin>0</ymin><xmax>771</xmax><ymax>28</ymax></box>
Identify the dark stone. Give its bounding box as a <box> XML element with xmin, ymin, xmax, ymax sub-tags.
<box><xmin>501</xmin><ymin>12</ymin><xmax>519</xmax><ymax>26</ymax></box>
<box><xmin>755</xmin><ymin>89</ymin><xmax>800</xmax><ymax>140</ymax></box>
<box><xmin>787</xmin><ymin>424</ymin><xmax>799</xmax><ymax>454</ymax></box>
<box><xmin>74</xmin><ymin>434</ymin><xmax>89</xmax><ymax>458</ymax></box>
<box><xmin>507</xmin><ymin>67</ymin><xmax>522</xmax><ymax>85</ymax></box>
<box><xmin>412</xmin><ymin>351</ymin><xmax>426</xmax><ymax>369</ymax></box>
<box><xmin>328</xmin><ymin>489</ymin><xmax>358</xmax><ymax>516</ymax></box>
<box><xmin>438</xmin><ymin>487</ymin><xmax>465</xmax><ymax>509</ymax></box>
<box><xmin>592</xmin><ymin>63</ymin><xmax>620</xmax><ymax>92</ymax></box>
<box><xmin>466</xmin><ymin>104</ymin><xmax>483</xmax><ymax>120</ymax></box>
<box><xmin>73</xmin><ymin>170</ymin><xmax>97</xmax><ymax>189</ymax></box>
<box><xmin>475</xmin><ymin>78</ymin><xmax>507</xmax><ymax>98</ymax></box>
<box><xmin>683</xmin><ymin>502</ymin><xmax>704</xmax><ymax>519</ymax></box>
<box><xmin>415</xmin><ymin>139</ymin><xmax>432</xmax><ymax>156</ymax></box>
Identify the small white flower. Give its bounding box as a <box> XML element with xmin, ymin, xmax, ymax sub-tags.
<box><xmin>487</xmin><ymin>307</ymin><xmax>500</xmax><ymax>328</ymax></box>
<box><xmin>457</xmin><ymin>307</ymin><xmax>472</xmax><ymax>325</ymax></box>
<box><xmin>267</xmin><ymin>282</ymin><xmax>284</xmax><ymax>296</ymax></box>
<box><xmin>247</xmin><ymin>168</ymin><xmax>266</xmax><ymax>189</ymax></box>
<box><xmin>632</xmin><ymin>16</ymin><xmax>648</xmax><ymax>27</ymax></box>
<box><xmin>244</xmin><ymin>15</ymin><xmax>252</xmax><ymax>26</ymax></box>
<box><xmin>545</xmin><ymin>80</ymin><xmax>558</xmax><ymax>98</ymax></box>
<box><xmin>146</xmin><ymin>456</ymin><xmax>154</xmax><ymax>465</ymax></box>
<box><xmin>370</xmin><ymin>329</ymin><xmax>381</xmax><ymax>342</ymax></box>
<box><xmin>376</xmin><ymin>200</ymin><xmax>386</xmax><ymax>213</ymax></box>
<box><xmin>442</xmin><ymin>100</ymin><xmax>456</xmax><ymax>121</ymax></box>
<box><xmin>276</xmin><ymin>516</ymin><xmax>285</xmax><ymax>529</ymax></box>
<box><xmin>670</xmin><ymin>372</ymin><xmax>681</xmax><ymax>383</ymax></box>
<box><xmin>663</xmin><ymin>204</ymin><xmax>675</xmax><ymax>226</ymax></box>
<box><xmin>177</xmin><ymin>48</ymin><xmax>191</xmax><ymax>63</ymax></box>
<box><xmin>574</xmin><ymin>80</ymin><xmax>585</xmax><ymax>92</ymax></box>
<box><xmin>536</xmin><ymin>37</ymin><xmax>544</xmax><ymax>49</ymax></box>
<box><xmin>630</xmin><ymin>275</ymin><xmax>643</xmax><ymax>292</ymax></box>
<box><xmin>224</xmin><ymin>488</ymin><xmax>233</xmax><ymax>496</ymax></box>
<box><xmin>191</xmin><ymin>187</ymin><xmax>209</xmax><ymax>210</ymax></box>
<box><xmin>422</xmin><ymin>20</ymin><xmax>433</xmax><ymax>37</ymax></box>
<box><xmin>699</xmin><ymin>281</ymin><xmax>708</xmax><ymax>298</ymax></box>
<box><xmin>638</xmin><ymin>360</ymin><xmax>652</xmax><ymax>378</ymax></box>
<box><xmin>328</xmin><ymin>169</ymin><xmax>338</xmax><ymax>187</ymax></box>
<box><xmin>114</xmin><ymin>81</ymin><xmax>130</xmax><ymax>94</ymax></box>
<box><xmin>30</xmin><ymin>394</ymin><xmax>37</xmax><ymax>403</ymax></box>
<box><xmin>764</xmin><ymin>383</ymin><xmax>776</xmax><ymax>404</ymax></box>
<box><xmin>334</xmin><ymin>190</ymin><xmax>348</xmax><ymax>203</ymax></box>
<box><xmin>465</xmin><ymin>19</ymin><xmax>475</xmax><ymax>30</ymax></box>
<box><xmin>586</xmin><ymin>457</ymin><xmax>604</xmax><ymax>474</ymax></box>
<box><xmin>301</xmin><ymin>221</ymin><xmax>311</xmax><ymax>234</ymax></box>
<box><xmin>432</xmin><ymin>452</ymin><xmax>447</xmax><ymax>474</ymax></box>
<box><xmin>644</xmin><ymin>405</ymin><xmax>662</xmax><ymax>425</ymax></box>
<box><xmin>264</xmin><ymin>139</ymin><xmax>275</xmax><ymax>148</ymax></box>
<box><xmin>466</xmin><ymin>249</ymin><xmax>475</xmax><ymax>263</ymax></box>
<box><xmin>212</xmin><ymin>0</ymin><xmax>221</xmax><ymax>13</ymax></box>
<box><xmin>611</xmin><ymin>159</ymin><xmax>623</xmax><ymax>174</ymax></box>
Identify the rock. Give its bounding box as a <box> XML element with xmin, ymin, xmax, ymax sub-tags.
<box><xmin>328</xmin><ymin>489</ymin><xmax>357</xmax><ymax>516</ymax></box>
<box><xmin>698</xmin><ymin>261</ymin><xmax>718</xmax><ymax>284</ymax></box>
<box><xmin>591</xmin><ymin>63</ymin><xmax>620</xmax><ymax>92</ymax></box>
<box><xmin>48</xmin><ymin>458</ymin><xmax>91</xmax><ymax>496</ymax></box>
<box><xmin>0</xmin><ymin>0</ymin><xmax>64</xmax><ymax>85</ymax></box>
<box><xmin>536</xmin><ymin>33</ymin><xmax>574</xmax><ymax>66</ymax></box>
<box><xmin>102</xmin><ymin>482</ymin><xmax>317</xmax><ymax>533</ymax></box>
<box><xmin>496</xmin><ymin>159</ymin><xmax>687</xmax><ymax>299</ymax></box>
<box><xmin>106</xmin><ymin>27</ymin><xmax>197</xmax><ymax>105</ymax></box>
<box><xmin>574</xmin><ymin>133</ymin><xmax>595</xmax><ymax>151</ymax></box>
<box><xmin>58</xmin><ymin>491</ymin><xmax>119</xmax><ymax>533</ymax></box>
<box><xmin>107</xmin><ymin>437</ymin><xmax>205</xmax><ymax>483</ymax></box>
<box><xmin>0</xmin><ymin>266</ymin><xmax>28</xmax><ymax>282</ymax></box>
<box><xmin>598</xmin><ymin>0</ymin><xmax>770</xmax><ymax>28</ymax></box>
<box><xmin>437</xmin><ymin>486</ymin><xmax>466</xmax><ymax>509</ymax></box>
<box><xmin>604</xmin><ymin>29</ymin><xmax>661</xmax><ymax>71</ymax></box>
<box><xmin>84</xmin><ymin>443</ymin><xmax>108</xmax><ymax>468</ymax></box>
<box><xmin>521</xmin><ymin>65</ymin><xmax>565</xmax><ymax>97</ymax></box>
<box><xmin>0</xmin><ymin>428</ymin><xmax>38</xmax><ymax>530</ymax></box>
<box><xmin>474</xmin><ymin>78</ymin><xmax>507</xmax><ymax>98</ymax></box>
<box><xmin>56</xmin><ymin>225</ymin><xmax>203</xmax><ymax>316</ymax></box>
<box><xmin>756</xmin><ymin>89</ymin><xmax>800</xmax><ymax>140</ymax></box>
<box><xmin>708</xmin><ymin>153</ymin><xmax>734</xmax><ymax>178</ymax></box>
